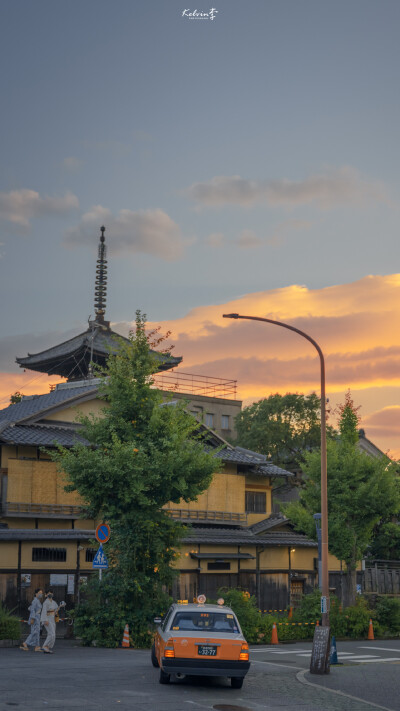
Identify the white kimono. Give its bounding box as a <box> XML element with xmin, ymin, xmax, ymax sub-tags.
<box><xmin>40</xmin><ymin>597</ymin><xmax>58</xmax><ymax>650</ymax></box>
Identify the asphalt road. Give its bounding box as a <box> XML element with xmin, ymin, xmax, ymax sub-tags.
<box><xmin>0</xmin><ymin>639</ymin><xmax>399</xmax><ymax>711</ymax></box>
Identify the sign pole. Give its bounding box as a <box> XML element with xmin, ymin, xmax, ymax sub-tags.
<box><xmin>99</xmin><ymin>568</ymin><xmax>102</xmax><ymax>582</ymax></box>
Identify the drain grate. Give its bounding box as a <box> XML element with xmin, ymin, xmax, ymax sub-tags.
<box><xmin>213</xmin><ymin>705</ymin><xmax>253</xmax><ymax>711</ymax></box>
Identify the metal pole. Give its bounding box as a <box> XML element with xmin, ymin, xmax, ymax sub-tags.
<box><xmin>223</xmin><ymin>313</ymin><xmax>330</xmax><ymax>626</ymax></box>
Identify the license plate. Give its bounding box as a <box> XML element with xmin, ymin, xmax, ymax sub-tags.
<box><xmin>198</xmin><ymin>645</ymin><xmax>217</xmax><ymax>656</ymax></box>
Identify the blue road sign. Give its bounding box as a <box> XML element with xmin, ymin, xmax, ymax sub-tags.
<box><xmin>92</xmin><ymin>544</ymin><xmax>109</xmax><ymax>569</ymax></box>
<box><xmin>95</xmin><ymin>523</ymin><xmax>111</xmax><ymax>543</ymax></box>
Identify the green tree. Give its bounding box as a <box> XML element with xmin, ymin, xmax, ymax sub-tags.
<box><xmin>235</xmin><ymin>392</ymin><xmax>333</xmax><ymax>472</ymax></box>
<box><xmin>335</xmin><ymin>389</ymin><xmax>361</xmax><ymax>446</ymax></box>
<box><xmin>368</xmin><ymin>521</ymin><xmax>400</xmax><ymax>560</ymax></box>
<box><xmin>10</xmin><ymin>391</ymin><xmax>23</xmax><ymax>404</ymax></box>
<box><xmin>285</xmin><ymin>396</ymin><xmax>400</xmax><ymax>606</ymax></box>
<box><xmin>50</xmin><ymin>312</ymin><xmax>218</xmax><ymax>646</ymax></box>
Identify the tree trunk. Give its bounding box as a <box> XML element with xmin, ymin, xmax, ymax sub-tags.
<box><xmin>342</xmin><ymin>567</ymin><xmax>357</xmax><ymax>607</ymax></box>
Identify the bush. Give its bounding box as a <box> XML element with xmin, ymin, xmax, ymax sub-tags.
<box><xmin>341</xmin><ymin>596</ymin><xmax>372</xmax><ymax>638</ymax></box>
<box><xmin>375</xmin><ymin>597</ymin><xmax>400</xmax><ymax>635</ymax></box>
<box><xmin>0</xmin><ymin>602</ymin><xmax>21</xmax><ymax>640</ymax></box>
<box><xmin>75</xmin><ymin>573</ymin><xmax>171</xmax><ymax>648</ymax></box>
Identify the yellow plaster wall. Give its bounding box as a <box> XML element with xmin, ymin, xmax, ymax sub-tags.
<box><xmin>289</xmin><ymin>548</ymin><xmax>317</xmax><ymax>570</ymax></box>
<box><xmin>46</xmin><ymin>398</ymin><xmax>104</xmax><ymax>422</ymax></box>
<box><xmin>0</xmin><ymin>542</ymin><xmax>19</xmax><ymax>568</ymax></box>
<box><xmin>1</xmin><ymin>446</ymin><xmax>17</xmax><ymax>468</ymax></box>
<box><xmin>37</xmin><ymin>520</ymin><xmax>73</xmax><ymax>530</ymax></box>
<box><xmin>20</xmin><ymin>542</ymin><xmax>77</xmax><ymax>569</ymax></box>
<box><xmin>173</xmin><ymin>549</ymin><xmax>199</xmax><ymax>570</ymax></box>
<box><xmin>328</xmin><ymin>553</ymin><xmax>343</xmax><ymax>571</ymax></box>
<box><xmin>260</xmin><ymin>548</ymin><xmax>291</xmax><ymax>569</ymax></box>
<box><xmin>2</xmin><ymin>518</ymin><xmax>36</xmax><ymax>529</ymax></box>
<box><xmin>74</xmin><ymin>519</ymin><xmax>95</xmax><ymax>530</ymax></box>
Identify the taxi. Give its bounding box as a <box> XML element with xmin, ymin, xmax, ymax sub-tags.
<box><xmin>151</xmin><ymin>596</ymin><xmax>250</xmax><ymax>687</ymax></box>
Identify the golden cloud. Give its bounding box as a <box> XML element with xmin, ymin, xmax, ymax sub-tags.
<box><xmin>2</xmin><ymin>273</ymin><xmax>400</xmax><ymax>457</ymax></box>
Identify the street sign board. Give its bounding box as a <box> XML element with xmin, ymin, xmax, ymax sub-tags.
<box><xmin>92</xmin><ymin>544</ymin><xmax>109</xmax><ymax>569</ymax></box>
<box><xmin>321</xmin><ymin>596</ymin><xmax>328</xmax><ymax>614</ymax></box>
<box><xmin>310</xmin><ymin>625</ymin><xmax>330</xmax><ymax>675</ymax></box>
<box><xmin>95</xmin><ymin>523</ymin><xmax>111</xmax><ymax>544</ymax></box>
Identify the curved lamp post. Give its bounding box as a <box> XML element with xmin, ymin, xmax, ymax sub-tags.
<box><xmin>223</xmin><ymin>313</ymin><xmax>329</xmax><ymax>626</ymax></box>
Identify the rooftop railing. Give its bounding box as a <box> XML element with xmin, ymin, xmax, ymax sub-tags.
<box><xmin>167</xmin><ymin>509</ymin><xmax>247</xmax><ymax>526</ymax></box>
<box><xmin>153</xmin><ymin>371</ymin><xmax>238</xmax><ymax>400</ymax></box>
<box><xmin>3</xmin><ymin>501</ymin><xmax>85</xmax><ymax>518</ymax></box>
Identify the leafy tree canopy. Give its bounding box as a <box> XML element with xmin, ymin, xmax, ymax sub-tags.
<box><xmin>235</xmin><ymin>392</ymin><xmax>334</xmax><ymax>472</ymax></box>
<box><xmin>285</xmin><ymin>394</ymin><xmax>400</xmax><ymax>604</ymax></box>
<box><xmin>50</xmin><ymin>312</ymin><xmax>219</xmax><ymax>646</ymax></box>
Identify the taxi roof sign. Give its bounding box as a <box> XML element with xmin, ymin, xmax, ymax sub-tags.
<box><xmin>95</xmin><ymin>523</ymin><xmax>111</xmax><ymax>544</ymax></box>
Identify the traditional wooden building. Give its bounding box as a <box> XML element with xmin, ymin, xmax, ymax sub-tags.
<box><xmin>0</xmin><ymin>227</ymin><xmax>341</xmax><ymax>616</ymax></box>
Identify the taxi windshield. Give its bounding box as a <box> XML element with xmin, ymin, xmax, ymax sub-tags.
<box><xmin>170</xmin><ymin>611</ymin><xmax>239</xmax><ymax>633</ymax></box>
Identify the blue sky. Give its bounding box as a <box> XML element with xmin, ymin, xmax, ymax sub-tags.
<box><xmin>1</xmin><ymin>0</ymin><xmax>400</xmax><ymax>337</ymax></box>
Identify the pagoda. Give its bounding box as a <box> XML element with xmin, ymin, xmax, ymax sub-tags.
<box><xmin>16</xmin><ymin>226</ymin><xmax>182</xmax><ymax>380</ymax></box>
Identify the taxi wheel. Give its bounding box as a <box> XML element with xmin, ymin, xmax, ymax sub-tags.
<box><xmin>231</xmin><ymin>677</ymin><xmax>244</xmax><ymax>689</ymax></box>
<box><xmin>159</xmin><ymin>668</ymin><xmax>171</xmax><ymax>685</ymax></box>
<box><xmin>151</xmin><ymin>643</ymin><xmax>159</xmax><ymax>668</ymax></box>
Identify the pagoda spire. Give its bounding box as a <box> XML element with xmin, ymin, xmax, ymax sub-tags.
<box><xmin>94</xmin><ymin>225</ymin><xmax>108</xmax><ymax>325</ymax></box>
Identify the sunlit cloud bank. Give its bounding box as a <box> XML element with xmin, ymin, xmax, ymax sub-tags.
<box><xmin>140</xmin><ymin>273</ymin><xmax>400</xmax><ymax>457</ymax></box>
<box><xmin>2</xmin><ymin>274</ymin><xmax>400</xmax><ymax>458</ymax></box>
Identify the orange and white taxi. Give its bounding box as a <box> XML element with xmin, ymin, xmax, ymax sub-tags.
<box><xmin>151</xmin><ymin>596</ymin><xmax>250</xmax><ymax>688</ymax></box>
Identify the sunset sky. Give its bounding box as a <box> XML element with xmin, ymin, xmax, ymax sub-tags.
<box><xmin>1</xmin><ymin>1</ymin><xmax>400</xmax><ymax>456</ymax></box>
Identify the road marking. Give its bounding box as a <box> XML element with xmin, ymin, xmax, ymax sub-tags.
<box><xmin>359</xmin><ymin>646</ymin><xmax>400</xmax><ymax>652</ymax></box>
<box><xmin>297</xmin><ymin>668</ymin><xmax>396</xmax><ymax>711</ymax></box>
<box><xmin>353</xmin><ymin>657</ymin><xmax>400</xmax><ymax>664</ymax></box>
<box><xmin>338</xmin><ymin>655</ymin><xmax>380</xmax><ymax>660</ymax></box>
<box><xmin>256</xmin><ymin>648</ymin><xmax>310</xmax><ymax>654</ymax></box>
<box><xmin>184</xmin><ymin>701</ymin><xmax>214</xmax><ymax>710</ymax></box>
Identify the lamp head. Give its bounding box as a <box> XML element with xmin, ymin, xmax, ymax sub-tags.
<box><xmin>223</xmin><ymin>313</ymin><xmax>240</xmax><ymax>319</ymax></box>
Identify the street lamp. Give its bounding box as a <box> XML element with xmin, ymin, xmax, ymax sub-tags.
<box><xmin>223</xmin><ymin>312</ymin><xmax>329</xmax><ymax>626</ymax></box>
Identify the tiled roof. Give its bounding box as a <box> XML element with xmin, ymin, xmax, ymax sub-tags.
<box><xmin>250</xmin><ymin>514</ymin><xmax>290</xmax><ymax>534</ymax></box>
<box><xmin>216</xmin><ymin>447</ymin><xmax>293</xmax><ymax>477</ymax></box>
<box><xmin>0</xmin><ymin>423</ymin><xmax>89</xmax><ymax>447</ymax></box>
<box><xmin>182</xmin><ymin>525</ymin><xmax>316</xmax><ymax>548</ymax></box>
<box><xmin>16</xmin><ymin>326</ymin><xmax>181</xmax><ymax>374</ymax></box>
<box><xmin>0</xmin><ymin>382</ymin><xmax>98</xmax><ymax>425</ymax></box>
<box><xmin>0</xmin><ymin>529</ymin><xmax>94</xmax><ymax>541</ymax></box>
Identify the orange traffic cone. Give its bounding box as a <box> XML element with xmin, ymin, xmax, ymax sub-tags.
<box><xmin>270</xmin><ymin>623</ymin><xmax>279</xmax><ymax>645</ymax></box>
<box><xmin>122</xmin><ymin>624</ymin><xmax>130</xmax><ymax>648</ymax></box>
<box><xmin>368</xmin><ymin>618</ymin><xmax>374</xmax><ymax>640</ymax></box>
<box><xmin>316</xmin><ymin>619</ymin><xmax>320</xmax><ymax>626</ymax></box>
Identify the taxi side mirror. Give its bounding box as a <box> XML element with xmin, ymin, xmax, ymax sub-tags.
<box><xmin>154</xmin><ymin>617</ymin><xmax>162</xmax><ymax>625</ymax></box>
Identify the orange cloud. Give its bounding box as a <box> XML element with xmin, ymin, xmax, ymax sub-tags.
<box><xmin>2</xmin><ymin>273</ymin><xmax>400</xmax><ymax>458</ymax></box>
<box><xmin>145</xmin><ymin>274</ymin><xmax>400</xmax><ymax>457</ymax></box>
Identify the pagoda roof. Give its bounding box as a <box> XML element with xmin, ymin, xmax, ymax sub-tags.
<box><xmin>16</xmin><ymin>323</ymin><xmax>182</xmax><ymax>380</ymax></box>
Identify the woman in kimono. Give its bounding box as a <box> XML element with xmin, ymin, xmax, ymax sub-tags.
<box><xmin>20</xmin><ymin>588</ymin><xmax>43</xmax><ymax>651</ymax></box>
<box><xmin>41</xmin><ymin>589</ymin><xmax>64</xmax><ymax>654</ymax></box>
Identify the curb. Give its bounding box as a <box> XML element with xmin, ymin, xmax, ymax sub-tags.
<box><xmin>296</xmin><ymin>668</ymin><xmax>395</xmax><ymax>711</ymax></box>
